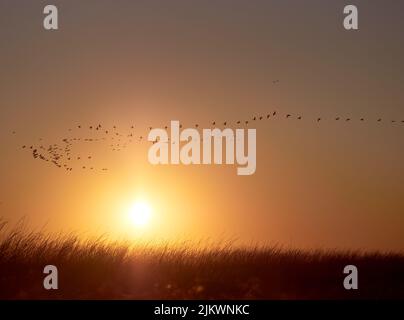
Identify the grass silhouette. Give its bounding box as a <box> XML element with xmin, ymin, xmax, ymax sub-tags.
<box><xmin>1</xmin><ymin>219</ymin><xmax>403</xmax><ymax>300</ymax></box>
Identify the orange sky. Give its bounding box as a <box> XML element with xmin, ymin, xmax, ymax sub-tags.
<box><xmin>0</xmin><ymin>1</ymin><xmax>403</xmax><ymax>251</ymax></box>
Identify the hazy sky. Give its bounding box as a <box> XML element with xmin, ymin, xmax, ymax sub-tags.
<box><xmin>0</xmin><ymin>0</ymin><xmax>403</xmax><ymax>250</ymax></box>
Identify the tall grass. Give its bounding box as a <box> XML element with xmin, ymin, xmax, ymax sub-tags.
<box><xmin>0</xmin><ymin>219</ymin><xmax>403</xmax><ymax>299</ymax></box>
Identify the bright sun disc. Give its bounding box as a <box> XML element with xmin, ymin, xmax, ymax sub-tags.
<box><xmin>129</xmin><ymin>201</ymin><xmax>152</xmax><ymax>228</ymax></box>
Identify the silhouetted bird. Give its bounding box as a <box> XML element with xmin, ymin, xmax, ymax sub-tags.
<box><xmin>273</xmin><ymin>111</ymin><xmax>276</xmax><ymax>116</ymax></box>
<box><xmin>212</xmin><ymin>121</ymin><xmax>216</xmax><ymax>125</ymax></box>
<box><xmin>266</xmin><ymin>114</ymin><xmax>270</xmax><ymax>119</ymax></box>
<box><xmin>297</xmin><ymin>116</ymin><xmax>302</xmax><ymax>120</ymax></box>
<box><xmin>346</xmin><ymin>118</ymin><xmax>351</xmax><ymax>121</ymax></box>
<box><xmin>223</xmin><ymin>122</ymin><xmax>227</xmax><ymax>126</ymax></box>
<box><xmin>317</xmin><ymin>118</ymin><xmax>321</xmax><ymax>122</ymax></box>
<box><xmin>336</xmin><ymin>117</ymin><xmax>340</xmax><ymax>120</ymax></box>
<box><xmin>378</xmin><ymin>119</ymin><xmax>382</xmax><ymax>122</ymax></box>
<box><xmin>286</xmin><ymin>114</ymin><xmax>291</xmax><ymax>118</ymax></box>
<box><xmin>360</xmin><ymin>118</ymin><xmax>364</xmax><ymax>121</ymax></box>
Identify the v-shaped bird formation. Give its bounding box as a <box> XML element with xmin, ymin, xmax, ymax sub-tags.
<box><xmin>10</xmin><ymin>108</ymin><xmax>404</xmax><ymax>173</ymax></box>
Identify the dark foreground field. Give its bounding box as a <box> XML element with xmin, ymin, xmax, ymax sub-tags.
<box><xmin>1</xmin><ymin>221</ymin><xmax>403</xmax><ymax>300</ymax></box>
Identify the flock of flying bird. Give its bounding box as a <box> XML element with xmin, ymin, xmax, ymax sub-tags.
<box><xmin>11</xmin><ymin>111</ymin><xmax>404</xmax><ymax>173</ymax></box>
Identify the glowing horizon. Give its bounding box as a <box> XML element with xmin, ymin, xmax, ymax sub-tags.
<box><xmin>0</xmin><ymin>0</ymin><xmax>403</xmax><ymax>251</ymax></box>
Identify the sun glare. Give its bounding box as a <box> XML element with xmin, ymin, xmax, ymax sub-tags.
<box><xmin>128</xmin><ymin>201</ymin><xmax>152</xmax><ymax>228</ymax></box>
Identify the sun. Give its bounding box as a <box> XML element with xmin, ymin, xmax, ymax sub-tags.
<box><xmin>128</xmin><ymin>201</ymin><xmax>152</xmax><ymax>228</ymax></box>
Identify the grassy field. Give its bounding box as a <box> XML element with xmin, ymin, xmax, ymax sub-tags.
<box><xmin>1</xmin><ymin>219</ymin><xmax>403</xmax><ymax>300</ymax></box>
